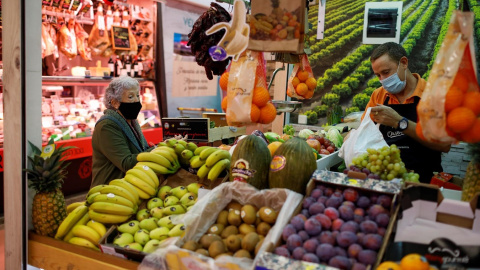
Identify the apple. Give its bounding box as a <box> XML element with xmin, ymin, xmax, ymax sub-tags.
<box><xmin>327</xmin><ymin>146</ymin><xmax>335</xmax><ymax>153</ymax></box>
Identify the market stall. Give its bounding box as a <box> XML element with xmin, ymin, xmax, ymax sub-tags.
<box><xmin>2</xmin><ymin>0</ymin><xmax>480</xmax><ymax>269</ymax></box>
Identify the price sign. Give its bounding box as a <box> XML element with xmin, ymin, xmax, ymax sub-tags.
<box><xmin>111</xmin><ymin>26</ymin><xmax>131</xmax><ymax>50</ymax></box>
<box><xmin>162</xmin><ymin>118</ymin><xmax>209</xmax><ymax>142</ymax></box>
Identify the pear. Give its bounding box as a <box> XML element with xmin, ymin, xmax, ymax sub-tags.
<box><xmin>163</xmin><ymin>205</ymin><xmax>186</xmax><ymax>216</ymax></box>
<box><xmin>168</xmin><ymin>224</ymin><xmax>186</xmax><ymax>237</ymax></box>
<box><xmin>134</xmin><ymin>229</ymin><xmax>150</xmax><ymax>246</ymax></box>
<box><xmin>157</xmin><ymin>216</ymin><xmax>175</xmax><ymax>229</ymax></box>
<box><xmin>149</xmin><ymin>227</ymin><xmax>170</xmax><ymax>241</ymax></box>
<box><xmin>150</xmin><ymin>207</ymin><xmax>164</xmax><ymax>219</ymax></box>
<box><xmin>143</xmin><ymin>239</ymin><xmax>161</xmax><ymax>253</ymax></box>
<box><xmin>157</xmin><ymin>186</ymin><xmax>172</xmax><ymax>200</ymax></box>
<box><xmin>124</xmin><ymin>242</ymin><xmax>143</xmax><ymax>252</ymax></box>
<box><xmin>118</xmin><ymin>220</ymin><xmax>140</xmax><ymax>235</ymax></box>
<box><xmin>136</xmin><ymin>209</ymin><xmax>151</xmax><ymax>222</ymax></box>
<box><xmin>113</xmin><ymin>233</ymin><xmax>134</xmax><ymax>246</ymax></box>
<box><xmin>140</xmin><ymin>217</ymin><xmax>159</xmax><ymax>231</ymax></box>
<box><xmin>187</xmin><ymin>205</ymin><xmax>194</xmax><ymax>211</ymax></box>
<box><xmin>164</xmin><ymin>196</ymin><xmax>180</xmax><ymax>207</ymax></box>
<box><xmin>180</xmin><ymin>193</ymin><xmax>197</xmax><ymax>207</ymax></box>
<box><xmin>147</xmin><ymin>197</ymin><xmax>164</xmax><ymax>210</ymax></box>
<box><xmin>186</xmin><ymin>183</ymin><xmax>201</xmax><ymax>195</ymax></box>
<box><xmin>168</xmin><ymin>186</ymin><xmax>188</xmax><ymax>199</ymax></box>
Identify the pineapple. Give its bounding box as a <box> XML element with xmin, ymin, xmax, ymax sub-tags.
<box><xmin>25</xmin><ymin>141</ymin><xmax>74</xmax><ymax>237</ymax></box>
<box><xmin>461</xmin><ymin>143</ymin><xmax>480</xmax><ymax>201</ymax></box>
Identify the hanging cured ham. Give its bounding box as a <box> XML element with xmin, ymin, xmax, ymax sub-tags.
<box><xmin>75</xmin><ymin>23</ymin><xmax>92</xmax><ymax>61</ymax></box>
<box><xmin>42</xmin><ymin>21</ymin><xmax>56</xmax><ymax>59</ymax></box>
<box><xmin>88</xmin><ymin>5</ymin><xmax>111</xmax><ymax>56</ymax></box>
<box><xmin>57</xmin><ymin>18</ymin><xmax>78</xmax><ymax>59</ymax></box>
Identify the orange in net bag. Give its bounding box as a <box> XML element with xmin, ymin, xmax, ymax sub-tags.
<box><xmin>225</xmin><ymin>51</ymin><xmax>276</xmax><ymax>126</ymax></box>
<box><xmin>417</xmin><ymin>11</ymin><xmax>480</xmax><ymax>144</ymax></box>
<box><xmin>286</xmin><ymin>54</ymin><xmax>316</xmax><ymax>99</ymax></box>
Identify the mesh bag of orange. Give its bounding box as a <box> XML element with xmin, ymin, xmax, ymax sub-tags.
<box><xmin>286</xmin><ymin>54</ymin><xmax>316</xmax><ymax>99</ymax></box>
<box><xmin>223</xmin><ymin>50</ymin><xmax>276</xmax><ymax>126</ymax></box>
<box><xmin>417</xmin><ymin>11</ymin><xmax>480</xmax><ymax>144</ymax></box>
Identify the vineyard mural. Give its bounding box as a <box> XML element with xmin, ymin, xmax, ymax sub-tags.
<box><xmin>291</xmin><ymin>0</ymin><xmax>480</xmax><ymax>126</ymax></box>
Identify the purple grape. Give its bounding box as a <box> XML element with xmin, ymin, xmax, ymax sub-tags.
<box><xmin>343</xmin><ymin>169</ymin><xmax>349</xmax><ymax>174</ymax></box>
<box><xmin>361</xmin><ymin>168</ymin><xmax>370</xmax><ymax>174</ymax></box>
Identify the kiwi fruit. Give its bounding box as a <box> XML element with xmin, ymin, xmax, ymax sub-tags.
<box><xmin>225</xmin><ymin>235</ymin><xmax>241</xmax><ymax>252</ymax></box>
<box><xmin>226</xmin><ymin>201</ymin><xmax>242</xmax><ymax>212</ymax></box>
<box><xmin>233</xmin><ymin>249</ymin><xmax>252</xmax><ymax>259</ymax></box>
<box><xmin>227</xmin><ymin>209</ymin><xmax>242</xmax><ymax>226</ymax></box>
<box><xmin>221</xmin><ymin>225</ymin><xmax>239</xmax><ymax>239</ymax></box>
<box><xmin>182</xmin><ymin>240</ymin><xmax>199</xmax><ymax>251</ymax></box>
<box><xmin>240</xmin><ymin>205</ymin><xmax>257</xmax><ymax>224</ymax></box>
<box><xmin>256</xmin><ymin>222</ymin><xmax>272</xmax><ymax>236</ymax></box>
<box><xmin>258</xmin><ymin>207</ymin><xmax>277</xmax><ymax>224</ymax></box>
<box><xmin>236</xmin><ymin>234</ymin><xmax>244</xmax><ymax>242</ymax></box>
<box><xmin>207</xmin><ymin>224</ymin><xmax>225</xmax><ymax>235</ymax></box>
<box><xmin>216</xmin><ymin>210</ymin><xmax>229</xmax><ymax>226</ymax></box>
<box><xmin>195</xmin><ymin>248</ymin><xmax>209</xmax><ymax>257</ymax></box>
<box><xmin>241</xmin><ymin>232</ymin><xmax>260</xmax><ymax>252</ymax></box>
<box><xmin>239</xmin><ymin>223</ymin><xmax>256</xmax><ymax>235</ymax></box>
<box><xmin>255</xmin><ymin>238</ymin><xmax>264</xmax><ymax>255</ymax></box>
<box><xmin>208</xmin><ymin>240</ymin><xmax>227</xmax><ymax>258</ymax></box>
<box><xmin>200</xmin><ymin>234</ymin><xmax>222</xmax><ymax>249</ymax></box>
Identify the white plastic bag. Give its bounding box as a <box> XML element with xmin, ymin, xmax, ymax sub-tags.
<box><xmin>339</xmin><ymin>107</ymin><xmax>388</xmax><ymax>166</ymax></box>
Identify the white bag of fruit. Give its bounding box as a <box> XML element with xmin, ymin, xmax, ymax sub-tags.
<box><xmin>139</xmin><ymin>181</ymin><xmax>303</xmax><ymax>270</ymax></box>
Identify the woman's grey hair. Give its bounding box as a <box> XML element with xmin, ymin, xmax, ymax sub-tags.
<box><xmin>104</xmin><ymin>76</ymin><xmax>140</xmax><ymax>109</ymax></box>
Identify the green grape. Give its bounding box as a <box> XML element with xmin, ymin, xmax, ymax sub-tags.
<box><xmin>383</xmin><ymin>160</ymin><xmax>389</xmax><ymax>166</ymax></box>
<box><xmin>394</xmin><ymin>163</ymin><xmax>401</xmax><ymax>172</ymax></box>
<box><xmin>376</xmin><ymin>160</ymin><xmax>382</xmax><ymax>166</ymax></box>
<box><xmin>387</xmin><ymin>164</ymin><xmax>394</xmax><ymax>170</ymax></box>
<box><xmin>361</xmin><ymin>160</ymin><xmax>368</xmax><ymax>167</ymax></box>
<box><xmin>367</xmin><ymin>148</ymin><xmax>375</xmax><ymax>154</ymax></box>
<box><xmin>366</xmin><ymin>163</ymin><xmax>371</xmax><ymax>169</ymax></box>
<box><xmin>381</xmin><ymin>173</ymin><xmax>387</xmax><ymax>180</ymax></box>
<box><xmin>413</xmin><ymin>174</ymin><xmax>420</xmax><ymax>181</ymax></box>
<box><xmin>378</xmin><ymin>154</ymin><xmax>384</xmax><ymax>160</ymax></box>
<box><xmin>390</xmin><ymin>144</ymin><xmax>397</xmax><ymax>149</ymax></box>
<box><xmin>371</xmin><ymin>167</ymin><xmax>377</xmax><ymax>173</ymax></box>
<box><xmin>370</xmin><ymin>155</ymin><xmax>378</xmax><ymax>161</ymax></box>
<box><xmin>382</xmin><ymin>149</ymin><xmax>390</xmax><ymax>156</ymax></box>
<box><xmin>400</xmin><ymin>167</ymin><xmax>407</xmax><ymax>174</ymax></box>
<box><xmin>387</xmin><ymin>174</ymin><xmax>395</xmax><ymax>180</ymax></box>
<box><xmin>385</xmin><ymin>155</ymin><xmax>391</xmax><ymax>161</ymax></box>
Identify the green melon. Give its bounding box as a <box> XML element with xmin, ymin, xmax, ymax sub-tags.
<box><xmin>268</xmin><ymin>137</ymin><xmax>316</xmax><ymax>194</ymax></box>
<box><xmin>229</xmin><ymin>135</ymin><xmax>271</xmax><ymax>189</ymax></box>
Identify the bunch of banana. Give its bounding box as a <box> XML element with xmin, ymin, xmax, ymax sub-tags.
<box><xmin>193</xmin><ymin>147</ymin><xmax>231</xmax><ymax>181</ymax></box>
<box><xmin>124</xmin><ymin>165</ymin><xmax>160</xmax><ymax>200</ymax></box>
<box><xmin>159</xmin><ymin>139</ymin><xmax>198</xmax><ymax>166</ymax></box>
<box><xmin>68</xmin><ymin>220</ymin><xmax>107</xmax><ymax>251</ymax></box>
<box><xmin>86</xmin><ymin>184</ymin><xmax>139</xmax><ymax>224</ymax></box>
<box><xmin>139</xmin><ymin>146</ymin><xmax>181</xmax><ymax>176</ymax></box>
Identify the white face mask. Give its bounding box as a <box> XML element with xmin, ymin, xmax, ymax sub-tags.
<box><xmin>380</xmin><ymin>61</ymin><xmax>406</xmax><ymax>94</ymax></box>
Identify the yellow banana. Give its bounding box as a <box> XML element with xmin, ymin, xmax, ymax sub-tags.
<box><xmin>68</xmin><ymin>237</ymin><xmax>100</xmax><ymax>251</ymax></box>
<box><xmin>86</xmin><ymin>220</ymin><xmax>107</xmax><ymax>237</ymax></box>
<box><xmin>174</xmin><ymin>143</ymin><xmax>186</xmax><ymax>155</ymax></box>
<box><xmin>176</xmin><ymin>140</ymin><xmax>187</xmax><ymax>147</ymax></box>
<box><xmin>90</xmin><ymin>202</ymin><xmax>135</xmax><ymax>216</ymax></box>
<box><xmin>181</xmin><ymin>149</ymin><xmax>194</xmax><ymax>160</ymax></box>
<box><xmin>63</xmin><ymin>211</ymin><xmax>90</xmax><ymax>242</ymax></box>
<box><xmin>194</xmin><ymin>146</ymin><xmax>212</xmax><ymax>156</ymax></box>
<box><xmin>207</xmin><ymin>158</ymin><xmax>231</xmax><ymax>181</ymax></box>
<box><xmin>196</xmin><ymin>164</ymin><xmax>211</xmax><ymax>179</ymax></box>
<box><xmin>67</xmin><ymin>201</ymin><xmax>85</xmax><ymax>214</ymax></box>
<box><xmin>134</xmin><ymin>165</ymin><xmax>160</xmax><ymax>188</ymax></box>
<box><xmin>87</xmin><ymin>185</ymin><xmax>107</xmax><ymax>198</ymax></box>
<box><xmin>55</xmin><ymin>205</ymin><xmax>89</xmax><ymax>240</ymax></box>
<box><xmin>86</xmin><ymin>192</ymin><xmax>101</xmax><ymax>205</ymax></box>
<box><xmin>72</xmin><ymin>224</ymin><xmax>101</xmax><ymax>245</ymax></box>
<box><xmin>126</xmin><ymin>168</ymin><xmax>157</xmax><ymax>189</ymax></box>
<box><xmin>137</xmin><ymin>161</ymin><xmax>176</xmax><ymax>175</ymax></box>
<box><xmin>125</xmin><ymin>174</ymin><xmax>157</xmax><ymax>197</ymax></box>
<box><xmin>88</xmin><ymin>209</ymin><xmax>130</xmax><ymax>224</ymax></box>
<box><xmin>189</xmin><ymin>155</ymin><xmax>205</xmax><ymax>169</ymax></box>
<box><xmin>165</xmin><ymin>138</ymin><xmax>177</xmax><ymax>147</ymax></box>
<box><xmin>109</xmin><ymin>179</ymin><xmax>140</xmax><ymax>205</ymax></box>
<box><xmin>93</xmin><ymin>193</ymin><xmax>135</xmax><ymax>209</ymax></box>
<box><xmin>205</xmin><ymin>150</ymin><xmax>231</xmax><ymax>168</ymax></box>
<box><xmin>157</xmin><ymin>142</ymin><xmax>168</xmax><ymax>147</ymax></box>
<box><xmin>131</xmin><ymin>184</ymin><xmax>151</xmax><ymax>199</ymax></box>
<box><xmin>137</xmin><ymin>152</ymin><xmax>175</xmax><ymax>170</ymax></box>
<box><xmin>99</xmin><ymin>185</ymin><xmax>136</xmax><ymax>206</ymax></box>
<box><xmin>155</xmin><ymin>146</ymin><xmax>177</xmax><ymax>157</ymax></box>
<box><xmin>152</xmin><ymin>149</ymin><xmax>176</xmax><ymax>163</ymax></box>
<box><xmin>199</xmin><ymin>147</ymin><xmax>218</xmax><ymax>161</ymax></box>
<box><xmin>186</xmin><ymin>142</ymin><xmax>198</xmax><ymax>152</ymax></box>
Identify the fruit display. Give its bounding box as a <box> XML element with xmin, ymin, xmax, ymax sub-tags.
<box><xmin>180</xmin><ymin>201</ymin><xmax>279</xmax><ymax>260</ymax></box>
<box><xmin>26</xmin><ymin>141</ymin><xmax>75</xmax><ymax>237</ymax></box>
<box><xmin>378</xmin><ymin>254</ymin><xmax>431</xmax><ymax>270</ymax></box>
<box><xmin>230</xmin><ymin>135</ymin><xmax>271</xmax><ymax>189</ymax></box>
<box><xmin>269</xmin><ymin>137</ymin><xmax>317</xmax><ymax>194</ymax></box>
<box><xmin>461</xmin><ymin>143</ymin><xmax>480</xmax><ymax>201</ymax></box>
<box><xmin>275</xmin><ymin>183</ymin><xmax>394</xmax><ymax>269</ymax></box>
<box><xmin>249</xmin><ymin>2</ymin><xmax>301</xmax><ymax>42</ymax></box>
<box><xmin>107</xmin><ymin>183</ymin><xmax>202</xmax><ymax>254</ymax></box>
<box><xmin>344</xmin><ymin>145</ymin><xmax>420</xmax><ymax>182</ymax></box>
<box><xmin>306</xmin><ymin>133</ymin><xmax>337</xmax><ymax>155</ymax></box>
<box><xmin>288</xmin><ymin>69</ymin><xmax>316</xmax><ymax>100</ymax></box>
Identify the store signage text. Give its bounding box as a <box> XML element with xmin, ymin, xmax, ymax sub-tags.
<box><xmin>171</xmin><ymin>60</ymin><xmax>217</xmax><ymax>97</ymax></box>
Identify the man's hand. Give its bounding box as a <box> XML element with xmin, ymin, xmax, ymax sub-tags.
<box><xmin>371</xmin><ymin>104</ymin><xmax>403</xmax><ymax>128</ymax></box>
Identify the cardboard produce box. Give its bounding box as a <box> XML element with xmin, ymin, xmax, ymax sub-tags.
<box><xmin>383</xmin><ymin>183</ymin><xmax>480</xmax><ymax>268</ymax></box>
<box><xmin>138</xmin><ymin>181</ymin><xmax>303</xmax><ymax>270</ymax></box>
<box><xmin>256</xmin><ymin>170</ymin><xmax>402</xmax><ymax>270</ymax></box>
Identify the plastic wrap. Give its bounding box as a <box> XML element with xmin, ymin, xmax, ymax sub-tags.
<box><xmin>139</xmin><ymin>181</ymin><xmax>303</xmax><ymax>270</ymax></box>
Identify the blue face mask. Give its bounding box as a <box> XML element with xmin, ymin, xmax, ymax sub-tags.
<box><xmin>380</xmin><ymin>62</ymin><xmax>406</xmax><ymax>94</ymax></box>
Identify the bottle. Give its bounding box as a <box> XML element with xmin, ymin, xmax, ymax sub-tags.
<box><xmin>125</xmin><ymin>55</ymin><xmax>132</xmax><ymax>77</ymax></box>
<box><xmin>132</xmin><ymin>56</ymin><xmax>139</xmax><ymax>77</ymax></box>
<box><xmin>137</xmin><ymin>55</ymin><xmax>143</xmax><ymax>77</ymax></box>
<box><xmin>116</xmin><ymin>55</ymin><xmax>123</xmax><ymax>77</ymax></box>
<box><xmin>108</xmin><ymin>56</ymin><xmax>115</xmax><ymax>77</ymax></box>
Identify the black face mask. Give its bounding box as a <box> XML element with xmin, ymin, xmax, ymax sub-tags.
<box><xmin>118</xmin><ymin>102</ymin><xmax>142</xmax><ymax>120</ymax></box>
